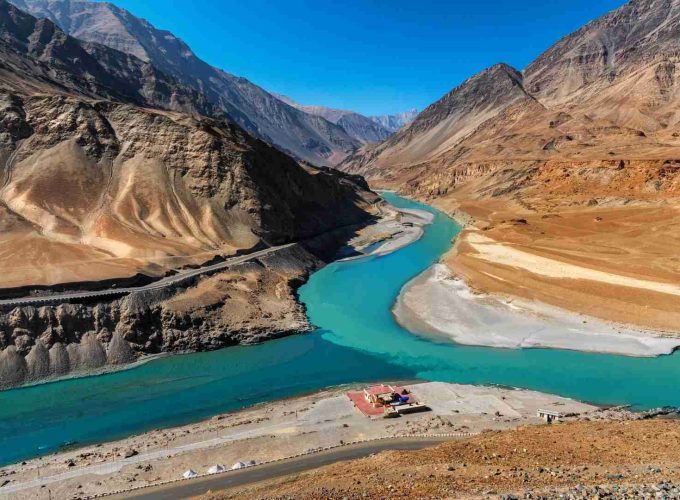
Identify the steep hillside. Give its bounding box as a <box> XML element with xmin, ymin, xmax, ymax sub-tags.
<box><xmin>341</xmin><ymin>63</ymin><xmax>537</xmax><ymax>176</ymax></box>
<box><xmin>0</xmin><ymin>0</ymin><xmax>378</xmax><ymax>387</ymax></box>
<box><xmin>276</xmin><ymin>94</ymin><xmax>393</xmax><ymax>145</ymax></box>
<box><xmin>344</xmin><ymin>0</ymin><xmax>680</xmax><ymax>179</ymax></box>
<box><xmin>9</xmin><ymin>0</ymin><xmax>361</xmax><ymax>165</ymax></box>
<box><xmin>0</xmin><ymin>0</ymin><xmax>218</xmax><ymax>116</ymax></box>
<box><xmin>524</xmin><ymin>0</ymin><xmax>680</xmax><ymax>107</ymax></box>
<box><xmin>340</xmin><ymin>0</ymin><xmax>680</xmax><ymax>333</ymax></box>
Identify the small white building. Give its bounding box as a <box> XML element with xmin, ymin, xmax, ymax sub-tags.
<box><xmin>537</xmin><ymin>409</ymin><xmax>562</xmax><ymax>423</ymax></box>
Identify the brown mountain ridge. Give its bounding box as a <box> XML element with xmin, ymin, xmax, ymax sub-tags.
<box><xmin>341</xmin><ymin>0</ymin><xmax>680</xmax><ymax>333</ymax></box>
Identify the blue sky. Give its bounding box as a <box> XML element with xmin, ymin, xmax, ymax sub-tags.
<box><xmin>99</xmin><ymin>0</ymin><xmax>624</xmax><ymax>116</ymax></box>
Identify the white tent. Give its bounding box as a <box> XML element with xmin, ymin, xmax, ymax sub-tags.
<box><xmin>207</xmin><ymin>464</ymin><xmax>225</xmax><ymax>474</ymax></box>
<box><xmin>231</xmin><ymin>461</ymin><xmax>246</xmax><ymax>470</ymax></box>
<box><xmin>182</xmin><ymin>469</ymin><xmax>198</xmax><ymax>479</ymax></box>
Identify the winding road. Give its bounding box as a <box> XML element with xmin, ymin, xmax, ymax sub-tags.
<box><xmin>0</xmin><ymin>243</ymin><xmax>296</xmax><ymax>308</ymax></box>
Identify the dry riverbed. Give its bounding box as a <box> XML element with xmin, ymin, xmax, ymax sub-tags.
<box><xmin>0</xmin><ymin>382</ymin><xmax>599</xmax><ymax>499</ymax></box>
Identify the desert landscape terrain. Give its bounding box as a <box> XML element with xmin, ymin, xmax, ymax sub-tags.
<box><xmin>0</xmin><ymin>0</ymin><xmax>385</xmax><ymax>388</ymax></box>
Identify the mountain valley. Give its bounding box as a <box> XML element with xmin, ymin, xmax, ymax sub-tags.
<box><xmin>341</xmin><ymin>0</ymin><xmax>680</xmax><ymax>334</ymax></box>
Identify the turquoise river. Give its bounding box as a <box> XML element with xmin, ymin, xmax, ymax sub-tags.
<box><xmin>0</xmin><ymin>192</ymin><xmax>678</xmax><ymax>467</ymax></box>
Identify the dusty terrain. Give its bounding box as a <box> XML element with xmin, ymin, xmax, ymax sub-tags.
<box><xmin>206</xmin><ymin>418</ymin><xmax>680</xmax><ymax>500</ymax></box>
<box><xmin>445</xmin><ymin>200</ymin><xmax>680</xmax><ymax>334</ymax></box>
<box><xmin>341</xmin><ymin>0</ymin><xmax>680</xmax><ymax>336</ymax></box>
<box><xmin>0</xmin><ymin>381</ymin><xmax>597</xmax><ymax>498</ymax></box>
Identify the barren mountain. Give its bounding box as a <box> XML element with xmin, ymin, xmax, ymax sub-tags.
<box><xmin>9</xmin><ymin>0</ymin><xmax>361</xmax><ymax>166</ymax></box>
<box><xmin>340</xmin><ymin>0</ymin><xmax>680</xmax><ymax>332</ymax></box>
<box><xmin>276</xmin><ymin>94</ymin><xmax>393</xmax><ymax>145</ymax></box>
<box><xmin>0</xmin><ymin>0</ymin><xmax>219</xmax><ymax>116</ymax></box>
<box><xmin>524</xmin><ymin>0</ymin><xmax>680</xmax><ymax>108</ymax></box>
<box><xmin>0</xmin><ymin>0</ymin><xmax>378</xmax><ymax>387</ymax></box>
<box><xmin>370</xmin><ymin>108</ymin><xmax>418</xmax><ymax>133</ymax></box>
<box><xmin>342</xmin><ymin>63</ymin><xmax>535</xmax><ymax>175</ymax></box>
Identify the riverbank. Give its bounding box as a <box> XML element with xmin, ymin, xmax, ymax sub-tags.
<box><xmin>0</xmin><ymin>381</ymin><xmax>598</xmax><ymax>498</ymax></box>
<box><xmin>433</xmin><ymin>197</ymin><xmax>680</xmax><ymax>336</ymax></box>
<box><xmin>394</xmin><ymin>263</ymin><xmax>680</xmax><ymax>357</ymax></box>
<box><xmin>0</xmin><ymin>195</ymin><xmax>427</xmax><ymax>391</ymax></box>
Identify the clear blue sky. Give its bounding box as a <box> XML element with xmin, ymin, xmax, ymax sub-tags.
<box><xmin>99</xmin><ymin>0</ymin><xmax>624</xmax><ymax>116</ymax></box>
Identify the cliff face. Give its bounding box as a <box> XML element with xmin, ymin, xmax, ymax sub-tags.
<box><xmin>0</xmin><ymin>1</ymin><xmax>378</xmax><ymax>388</ymax></box>
<box><xmin>8</xmin><ymin>0</ymin><xmax>362</xmax><ymax>166</ymax></box>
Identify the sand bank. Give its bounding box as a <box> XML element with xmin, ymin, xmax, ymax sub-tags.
<box><xmin>342</xmin><ymin>203</ymin><xmax>434</xmax><ymax>260</ymax></box>
<box><xmin>394</xmin><ymin>264</ymin><xmax>680</xmax><ymax>357</ymax></box>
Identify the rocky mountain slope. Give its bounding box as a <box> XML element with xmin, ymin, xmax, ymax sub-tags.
<box><xmin>343</xmin><ymin>0</ymin><xmax>680</xmax><ymax>181</ymax></box>
<box><xmin>276</xmin><ymin>94</ymin><xmax>393</xmax><ymax>145</ymax></box>
<box><xmin>0</xmin><ymin>0</ymin><xmax>219</xmax><ymax>116</ymax></box>
<box><xmin>9</xmin><ymin>0</ymin><xmax>361</xmax><ymax>166</ymax></box>
<box><xmin>0</xmin><ymin>0</ymin><xmax>378</xmax><ymax>387</ymax></box>
<box><xmin>340</xmin><ymin>0</ymin><xmax>680</xmax><ymax>333</ymax></box>
<box><xmin>342</xmin><ymin>64</ymin><xmax>535</xmax><ymax>172</ymax></box>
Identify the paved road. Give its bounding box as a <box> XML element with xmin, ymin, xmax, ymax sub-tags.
<box><xmin>0</xmin><ymin>243</ymin><xmax>296</xmax><ymax>308</ymax></box>
<box><xmin>109</xmin><ymin>437</ymin><xmax>451</xmax><ymax>500</ymax></box>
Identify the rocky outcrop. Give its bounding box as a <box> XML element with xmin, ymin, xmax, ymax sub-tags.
<box><xmin>0</xmin><ymin>243</ymin><xmax>341</xmax><ymax>389</ymax></box>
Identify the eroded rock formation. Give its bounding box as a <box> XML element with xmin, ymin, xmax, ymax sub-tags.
<box><xmin>0</xmin><ymin>244</ymin><xmax>336</xmax><ymax>388</ymax></box>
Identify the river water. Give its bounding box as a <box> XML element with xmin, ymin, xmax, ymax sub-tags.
<box><xmin>0</xmin><ymin>192</ymin><xmax>678</xmax><ymax>466</ymax></box>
